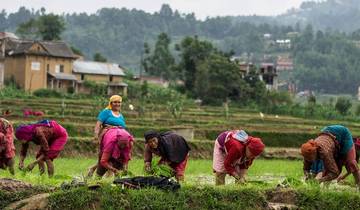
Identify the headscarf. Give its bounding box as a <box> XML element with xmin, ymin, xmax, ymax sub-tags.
<box><xmin>144</xmin><ymin>130</ymin><xmax>160</xmax><ymax>143</ymax></box>
<box><xmin>106</xmin><ymin>95</ymin><xmax>122</xmax><ymax>110</ymax></box>
<box><xmin>301</xmin><ymin>139</ymin><xmax>318</xmax><ymax>160</ymax></box>
<box><xmin>15</xmin><ymin>120</ymin><xmax>52</xmax><ymax>142</ymax></box>
<box><xmin>101</xmin><ymin>128</ymin><xmax>134</xmax><ymax>163</ymax></box>
<box><xmin>247</xmin><ymin>137</ymin><xmax>265</xmax><ymax>156</ymax></box>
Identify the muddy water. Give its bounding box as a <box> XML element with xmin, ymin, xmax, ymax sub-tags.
<box><xmin>185</xmin><ymin>174</ymin><xmax>286</xmax><ymax>185</ymax></box>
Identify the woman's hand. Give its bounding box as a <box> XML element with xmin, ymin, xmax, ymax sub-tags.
<box><xmin>18</xmin><ymin>160</ymin><xmax>24</xmax><ymax>170</ymax></box>
<box><xmin>144</xmin><ymin>162</ymin><xmax>152</xmax><ymax>173</ymax></box>
<box><xmin>26</xmin><ymin>162</ymin><xmax>36</xmax><ymax>171</ymax></box>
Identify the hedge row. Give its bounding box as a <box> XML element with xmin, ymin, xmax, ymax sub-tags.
<box><xmin>47</xmin><ymin>185</ymin><xmax>360</xmax><ymax>210</ymax></box>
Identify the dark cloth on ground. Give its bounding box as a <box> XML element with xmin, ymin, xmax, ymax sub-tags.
<box><xmin>113</xmin><ymin>176</ymin><xmax>180</xmax><ymax>191</ymax></box>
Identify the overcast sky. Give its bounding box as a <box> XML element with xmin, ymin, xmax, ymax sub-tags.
<box><xmin>3</xmin><ymin>0</ymin><xmax>308</xmax><ymax>19</ymax></box>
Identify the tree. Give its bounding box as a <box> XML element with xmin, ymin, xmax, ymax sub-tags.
<box><xmin>177</xmin><ymin>36</ymin><xmax>214</xmax><ymax>92</ymax></box>
<box><xmin>70</xmin><ymin>46</ymin><xmax>83</xmax><ymax>56</ymax></box>
<box><xmin>194</xmin><ymin>53</ymin><xmax>249</xmax><ymax>104</ymax></box>
<box><xmin>142</xmin><ymin>33</ymin><xmax>175</xmax><ymax>80</ymax></box>
<box><xmin>38</xmin><ymin>14</ymin><xmax>65</xmax><ymax>40</ymax></box>
<box><xmin>16</xmin><ymin>18</ymin><xmax>38</xmax><ymax>39</ymax></box>
<box><xmin>15</xmin><ymin>13</ymin><xmax>65</xmax><ymax>41</ymax></box>
<box><xmin>335</xmin><ymin>97</ymin><xmax>352</xmax><ymax>115</ymax></box>
<box><xmin>93</xmin><ymin>52</ymin><xmax>107</xmax><ymax>62</ymax></box>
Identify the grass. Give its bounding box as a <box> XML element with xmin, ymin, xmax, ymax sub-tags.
<box><xmin>0</xmin><ymin>158</ymin><xmax>309</xmax><ymax>187</ymax></box>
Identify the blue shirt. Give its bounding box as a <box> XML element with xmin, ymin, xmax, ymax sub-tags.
<box><xmin>310</xmin><ymin>159</ymin><xmax>324</xmax><ymax>174</ymax></box>
<box><xmin>97</xmin><ymin>109</ymin><xmax>126</xmax><ymax>128</ymax></box>
<box><xmin>321</xmin><ymin>125</ymin><xmax>353</xmax><ymax>155</ymax></box>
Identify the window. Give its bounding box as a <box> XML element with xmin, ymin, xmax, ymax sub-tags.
<box><xmin>47</xmin><ymin>64</ymin><xmax>50</xmax><ymax>72</ymax></box>
<box><xmin>31</xmin><ymin>62</ymin><xmax>41</xmax><ymax>71</ymax></box>
<box><xmin>55</xmin><ymin>65</ymin><xmax>60</xmax><ymax>73</ymax></box>
<box><xmin>109</xmin><ymin>75</ymin><xmax>113</xmax><ymax>82</ymax></box>
<box><xmin>58</xmin><ymin>81</ymin><xmax>62</xmax><ymax>88</ymax></box>
<box><xmin>81</xmin><ymin>74</ymin><xmax>85</xmax><ymax>81</ymax></box>
<box><xmin>55</xmin><ymin>65</ymin><xmax>64</xmax><ymax>73</ymax></box>
<box><xmin>59</xmin><ymin>65</ymin><xmax>64</xmax><ymax>73</ymax></box>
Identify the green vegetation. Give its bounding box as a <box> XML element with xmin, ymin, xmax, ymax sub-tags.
<box><xmin>16</xmin><ymin>13</ymin><xmax>65</xmax><ymax>41</ymax></box>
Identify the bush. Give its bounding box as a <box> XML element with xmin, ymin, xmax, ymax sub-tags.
<box><xmin>0</xmin><ymin>86</ymin><xmax>32</xmax><ymax>98</ymax></box>
<box><xmin>33</xmin><ymin>89</ymin><xmax>62</xmax><ymax>98</ymax></box>
<box><xmin>335</xmin><ymin>97</ymin><xmax>352</xmax><ymax>116</ymax></box>
<box><xmin>83</xmin><ymin>81</ymin><xmax>107</xmax><ymax>96</ymax></box>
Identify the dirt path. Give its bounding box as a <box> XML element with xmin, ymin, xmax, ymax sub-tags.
<box><xmin>266</xmin><ymin>187</ymin><xmax>299</xmax><ymax>210</ymax></box>
<box><xmin>5</xmin><ymin>193</ymin><xmax>50</xmax><ymax>210</ymax></box>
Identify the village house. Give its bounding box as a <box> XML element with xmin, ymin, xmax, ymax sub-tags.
<box><xmin>0</xmin><ymin>35</ymin><xmax>128</xmax><ymax>96</ymax></box>
<box><xmin>73</xmin><ymin>60</ymin><xmax>128</xmax><ymax>96</ymax></box>
<box><xmin>260</xmin><ymin>63</ymin><xmax>278</xmax><ymax>90</ymax></box>
<box><xmin>238</xmin><ymin>62</ymin><xmax>255</xmax><ymax>76</ymax></box>
<box><xmin>1</xmin><ymin>37</ymin><xmax>77</xmax><ymax>92</ymax></box>
<box><xmin>0</xmin><ymin>32</ymin><xmax>19</xmax><ymax>88</ymax></box>
<box><xmin>136</xmin><ymin>75</ymin><xmax>169</xmax><ymax>88</ymax></box>
<box><xmin>276</xmin><ymin>57</ymin><xmax>294</xmax><ymax>71</ymax></box>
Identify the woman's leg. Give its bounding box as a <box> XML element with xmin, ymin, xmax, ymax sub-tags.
<box><xmin>38</xmin><ymin>160</ymin><xmax>45</xmax><ymax>175</ymax></box>
<box><xmin>343</xmin><ymin>145</ymin><xmax>360</xmax><ymax>185</ymax></box>
<box><xmin>172</xmin><ymin>155</ymin><xmax>188</xmax><ymax>181</ymax></box>
<box><xmin>213</xmin><ymin>140</ymin><xmax>226</xmax><ymax>185</ymax></box>
<box><xmin>6</xmin><ymin>158</ymin><xmax>15</xmax><ymax>175</ymax></box>
<box><xmin>45</xmin><ymin>159</ymin><xmax>54</xmax><ymax>177</ymax></box>
<box><xmin>215</xmin><ymin>172</ymin><xmax>226</xmax><ymax>185</ymax></box>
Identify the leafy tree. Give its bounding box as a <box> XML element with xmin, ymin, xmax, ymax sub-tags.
<box><xmin>16</xmin><ymin>18</ymin><xmax>38</xmax><ymax>39</ymax></box>
<box><xmin>93</xmin><ymin>52</ymin><xmax>107</xmax><ymax>62</ymax></box>
<box><xmin>335</xmin><ymin>97</ymin><xmax>352</xmax><ymax>115</ymax></box>
<box><xmin>70</xmin><ymin>46</ymin><xmax>83</xmax><ymax>56</ymax></box>
<box><xmin>142</xmin><ymin>33</ymin><xmax>175</xmax><ymax>79</ymax></box>
<box><xmin>38</xmin><ymin>14</ymin><xmax>65</xmax><ymax>40</ymax></box>
<box><xmin>177</xmin><ymin>36</ymin><xmax>214</xmax><ymax>92</ymax></box>
<box><xmin>15</xmin><ymin>13</ymin><xmax>65</xmax><ymax>41</ymax></box>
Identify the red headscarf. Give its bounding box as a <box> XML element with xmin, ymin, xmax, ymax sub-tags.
<box><xmin>301</xmin><ymin>139</ymin><xmax>318</xmax><ymax>160</ymax></box>
<box><xmin>247</xmin><ymin>137</ymin><xmax>265</xmax><ymax>156</ymax></box>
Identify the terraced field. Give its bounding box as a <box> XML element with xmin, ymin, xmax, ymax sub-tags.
<box><xmin>2</xmin><ymin>97</ymin><xmax>360</xmax><ymax>209</ymax></box>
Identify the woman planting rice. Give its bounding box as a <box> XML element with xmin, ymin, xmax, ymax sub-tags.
<box><xmin>212</xmin><ymin>130</ymin><xmax>265</xmax><ymax>185</ymax></box>
<box><xmin>144</xmin><ymin>130</ymin><xmax>190</xmax><ymax>181</ymax></box>
<box><xmin>88</xmin><ymin>95</ymin><xmax>134</xmax><ymax>177</ymax></box>
<box><xmin>96</xmin><ymin>127</ymin><xmax>134</xmax><ymax>177</ymax></box>
<box><xmin>301</xmin><ymin>125</ymin><xmax>360</xmax><ymax>186</ymax></box>
<box><xmin>0</xmin><ymin>118</ymin><xmax>15</xmax><ymax>175</ymax></box>
<box><xmin>15</xmin><ymin>120</ymin><xmax>68</xmax><ymax>177</ymax></box>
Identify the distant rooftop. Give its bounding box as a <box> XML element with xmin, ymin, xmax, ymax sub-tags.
<box><xmin>0</xmin><ymin>32</ymin><xmax>18</xmax><ymax>39</ymax></box>
<box><xmin>73</xmin><ymin>60</ymin><xmax>125</xmax><ymax>76</ymax></box>
<box><xmin>5</xmin><ymin>39</ymin><xmax>76</xmax><ymax>59</ymax></box>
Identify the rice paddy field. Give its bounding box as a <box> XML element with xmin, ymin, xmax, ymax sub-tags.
<box><xmin>2</xmin><ymin>97</ymin><xmax>360</xmax><ymax>209</ymax></box>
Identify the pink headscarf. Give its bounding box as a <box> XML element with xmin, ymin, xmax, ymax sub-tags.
<box><xmin>101</xmin><ymin>128</ymin><xmax>134</xmax><ymax>163</ymax></box>
<box><xmin>15</xmin><ymin>121</ymin><xmax>52</xmax><ymax>142</ymax></box>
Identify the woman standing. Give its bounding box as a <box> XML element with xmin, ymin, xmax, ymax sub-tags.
<box><xmin>212</xmin><ymin>130</ymin><xmax>265</xmax><ymax>185</ymax></box>
<box><xmin>15</xmin><ymin>120</ymin><xmax>68</xmax><ymax>177</ymax></box>
<box><xmin>0</xmin><ymin>118</ymin><xmax>15</xmax><ymax>175</ymax></box>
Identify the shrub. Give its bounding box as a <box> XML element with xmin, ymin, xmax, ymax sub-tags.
<box><xmin>335</xmin><ymin>97</ymin><xmax>352</xmax><ymax>116</ymax></box>
<box><xmin>33</xmin><ymin>89</ymin><xmax>62</xmax><ymax>98</ymax></box>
